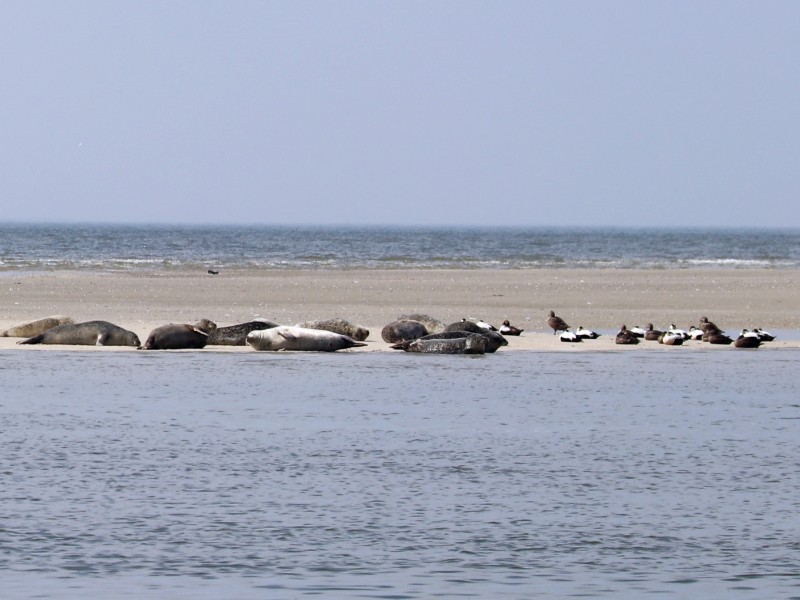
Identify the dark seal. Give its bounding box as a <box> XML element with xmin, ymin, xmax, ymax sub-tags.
<box><xmin>381</xmin><ymin>320</ymin><xmax>428</xmax><ymax>343</ymax></box>
<box><xmin>141</xmin><ymin>319</ymin><xmax>217</xmax><ymax>350</ymax></box>
<box><xmin>17</xmin><ymin>320</ymin><xmax>140</xmax><ymax>347</ymax></box>
<box><xmin>207</xmin><ymin>319</ymin><xmax>279</xmax><ymax>346</ymax></box>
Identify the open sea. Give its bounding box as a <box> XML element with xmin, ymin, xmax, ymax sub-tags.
<box><xmin>2</xmin><ymin>224</ymin><xmax>800</xmax><ymax>599</ymax></box>
<box><xmin>1</xmin><ymin>223</ymin><xmax>800</xmax><ymax>272</ymax></box>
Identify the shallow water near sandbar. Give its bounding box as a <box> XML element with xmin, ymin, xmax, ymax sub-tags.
<box><xmin>1</xmin><ymin>349</ymin><xmax>799</xmax><ymax>599</ymax></box>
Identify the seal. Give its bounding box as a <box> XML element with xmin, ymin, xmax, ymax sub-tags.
<box><xmin>246</xmin><ymin>325</ymin><xmax>367</xmax><ymax>352</ymax></box>
<box><xmin>397</xmin><ymin>314</ymin><xmax>445</xmax><ymax>334</ymax></box>
<box><xmin>401</xmin><ymin>333</ymin><xmax>487</xmax><ymax>355</ymax></box>
<box><xmin>1</xmin><ymin>315</ymin><xmax>75</xmax><ymax>338</ymax></box>
<box><xmin>443</xmin><ymin>320</ymin><xmax>486</xmax><ymax>334</ymax></box>
<box><xmin>296</xmin><ymin>318</ymin><xmax>369</xmax><ymax>342</ymax></box>
<box><xmin>442</xmin><ymin>321</ymin><xmax>508</xmax><ymax>352</ymax></box>
<box><xmin>392</xmin><ymin>330</ymin><xmax>506</xmax><ymax>353</ymax></box>
<box><xmin>17</xmin><ymin>320</ymin><xmax>140</xmax><ymax>347</ymax></box>
<box><xmin>207</xmin><ymin>319</ymin><xmax>280</xmax><ymax>346</ymax></box>
<box><xmin>381</xmin><ymin>320</ymin><xmax>428</xmax><ymax>343</ymax></box>
<box><xmin>141</xmin><ymin>319</ymin><xmax>217</xmax><ymax>350</ymax></box>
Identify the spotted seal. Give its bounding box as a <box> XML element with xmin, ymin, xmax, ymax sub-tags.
<box><xmin>401</xmin><ymin>333</ymin><xmax>487</xmax><ymax>355</ymax></box>
<box><xmin>441</xmin><ymin>322</ymin><xmax>508</xmax><ymax>352</ymax></box>
<box><xmin>246</xmin><ymin>325</ymin><xmax>367</xmax><ymax>352</ymax></box>
<box><xmin>295</xmin><ymin>318</ymin><xmax>369</xmax><ymax>342</ymax></box>
<box><xmin>141</xmin><ymin>319</ymin><xmax>217</xmax><ymax>350</ymax></box>
<box><xmin>17</xmin><ymin>320</ymin><xmax>140</xmax><ymax>347</ymax></box>
<box><xmin>1</xmin><ymin>315</ymin><xmax>75</xmax><ymax>338</ymax></box>
<box><xmin>381</xmin><ymin>320</ymin><xmax>428</xmax><ymax>343</ymax></box>
<box><xmin>397</xmin><ymin>314</ymin><xmax>446</xmax><ymax>335</ymax></box>
<box><xmin>207</xmin><ymin>319</ymin><xmax>280</xmax><ymax>346</ymax></box>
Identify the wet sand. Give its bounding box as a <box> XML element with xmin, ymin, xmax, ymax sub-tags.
<box><xmin>2</xmin><ymin>269</ymin><xmax>799</xmax><ymax>351</ymax></box>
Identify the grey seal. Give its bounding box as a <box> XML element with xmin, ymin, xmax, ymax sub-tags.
<box><xmin>296</xmin><ymin>318</ymin><xmax>369</xmax><ymax>342</ymax></box>
<box><xmin>17</xmin><ymin>320</ymin><xmax>140</xmax><ymax>347</ymax></box>
<box><xmin>443</xmin><ymin>320</ymin><xmax>486</xmax><ymax>334</ymax></box>
<box><xmin>141</xmin><ymin>319</ymin><xmax>217</xmax><ymax>350</ymax></box>
<box><xmin>442</xmin><ymin>322</ymin><xmax>508</xmax><ymax>352</ymax></box>
<box><xmin>391</xmin><ymin>330</ymin><xmax>506</xmax><ymax>353</ymax></box>
<box><xmin>1</xmin><ymin>315</ymin><xmax>75</xmax><ymax>338</ymax></box>
<box><xmin>397</xmin><ymin>314</ymin><xmax>446</xmax><ymax>334</ymax></box>
<box><xmin>401</xmin><ymin>333</ymin><xmax>487</xmax><ymax>355</ymax></box>
<box><xmin>207</xmin><ymin>319</ymin><xmax>279</xmax><ymax>346</ymax></box>
<box><xmin>381</xmin><ymin>320</ymin><xmax>428</xmax><ymax>343</ymax></box>
<box><xmin>247</xmin><ymin>326</ymin><xmax>367</xmax><ymax>352</ymax></box>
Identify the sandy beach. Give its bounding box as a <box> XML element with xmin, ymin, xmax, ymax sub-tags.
<box><xmin>2</xmin><ymin>268</ymin><xmax>799</xmax><ymax>351</ymax></box>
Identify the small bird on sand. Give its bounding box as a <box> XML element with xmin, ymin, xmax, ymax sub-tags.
<box><xmin>547</xmin><ymin>311</ymin><xmax>570</xmax><ymax>335</ymax></box>
<box><xmin>499</xmin><ymin>320</ymin><xmax>523</xmax><ymax>336</ymax></box>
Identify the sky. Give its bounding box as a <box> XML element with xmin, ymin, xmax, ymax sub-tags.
<box><xmin>2</xmin><ymin>1</ymin><xmax>799</xmax><ymax>227</ymax></box>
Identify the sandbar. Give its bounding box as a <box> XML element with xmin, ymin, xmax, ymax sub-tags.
<box><xmin>2</xmin><ymin>269</ymin><xmax>799</xmax><ymax>351</ymax></box>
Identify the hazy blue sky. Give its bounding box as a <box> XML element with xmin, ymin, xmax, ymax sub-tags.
<box><xmin>2</xmin><ymin>1</ymin><xmax>799</xmax><ymax>227</ymax></box>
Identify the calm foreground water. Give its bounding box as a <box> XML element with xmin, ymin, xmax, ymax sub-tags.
<box><xmin>1</xmin><ymin>223</ymin><xmax>799</xmax><ymax>271</ymax></box>
<box><xmin>2</xmin><ymin>348</ymin><xmax>799</xmax><ymax>599</ymax></box>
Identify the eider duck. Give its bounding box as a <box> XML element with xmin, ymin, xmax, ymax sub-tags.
<box><xmin>499</xmin><ymin>320</ymin><xmax>523</xmax><ymax>336</ymax></box>
<box><xmin>575</xmin><ymin>326</ymin><xmax>600</xmax><ymax>340</ymax></box>
<box><xmin>615</xmin><ymin>325</ymin><xmax>640</xmax><ymax>345</ymax></box>
<box><xmin>643</xmin><ymin>323</ymin><xmax>663</xmax><ymax>341</ymax></box>
<box><xmin>752</xmin><ymin>328</ymin><xmax>775</xmax><ymax>342</ymax></box>
<box><xmin>629</xmin><ymin>325</ymin><xmax>647</xmax><ymax>338</ymax></box>
<box><xmin>547</xmin><ymin>311</ymin><xmax>570</xmax><ymax>335</ymax></box>
<box><xmin>559</xmin><ymin>329</ymin><xmax>582</xmax><ymax>343</ymax></box>
<box><xmin>734</xmin><ymin>331</ymin><xmax>761</xmax><ymax>348</ymax></box>
<box><xmin>699</xmin><ymin>316</ymin><xmax>723</xmax><ymax>335</ymax></box>
<box><xmin>659</xmin><ymin>331</ymin><xmax>685</xmax><ymax>346</ymax></box>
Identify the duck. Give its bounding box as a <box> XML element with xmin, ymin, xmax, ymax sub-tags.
<box><xmin>559</xmin><ymin>329</ymin><xmax>582</xmax><ymax>343</ymax></box>
<box><xmin>643</xmin><ymin>323</ymin><xmax>663</xmax><ymax>341</ymax></box>
<box><xmin>659</xmin><ymin>331</ymin><xmax>685</xmax><ymax>346</ymax></box>
<box><xmin>706</xmin><ymin>331</ymin><xmax>733</xmax><ymax>345</ymax></box>
<box><xmin>699</xmin><ymin>316</ymin><xmax>723</xmax><ymax>334</ymax></box>
<box><xmin>629</xmin><ymin>325</ymin><xmax>647</xmax><ymax>338</ymax></box>
<box><xmin>734</xmin><ymin>331</ymin><xmax>761</xmax><ymax>348</ymax></box>
<box><xmin>668</xmin><ymin>324</ymin><xmax>690</xmax><ymax>340</ymax></box>
<box><xmin>547</xmin><ymin>311</ymin><xmax>570</xmax><ymax>335</ymax></box>
<box><xmin>687</xmin><ymin>325</ymin><xmax>704</xmax><ymax>340</ymax></box>
<box><xmin>499</xmin><ymin>320</ymin><xmax>523</xmax><ymax>336</ymax></box>
<box><xmin>468</xmin><ymin>318</ymin><xmax>498</xmax><ymax>332</ymax></box>
<box><xmin>615</xmin><ymin>325</ymin><xmax>640</xmax><ymax>345</ymax></box>
<box><xmin>575</xmin><ymin>326</ymin><xmax>600</xmax><ymax>339</ymax></box>
<box><xmin>752</xmin><ymin>328</ymin><xmax>775</xmax><ymax>342</ymax></box>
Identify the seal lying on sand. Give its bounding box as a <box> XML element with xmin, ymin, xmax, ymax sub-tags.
<box><xmin>296</xmin><ymin>318</ymin><xmax>369</xmax><ymax>342</ymax></box>
<box><xmin>17</xmin><ymin>320</ymin><xmax>140</xmax><ymax>347</ymax></box>
<box><xmin>397</xmin><ymin>314</ymin><xmax>445</xmax><ymax>335</ymax></box>
<box><xmin>381</xmin><ymin>320</ymin><xmax>428</xmax><ymax>343</ymax></box>
<box><xmin>207</xmin><ymin>319</ymin><xmax>279</xmax><ymax>346</ymax></box>
<box><xmin>141</xmin><ymin>319</ymin><xmax>217</xmax><ymax>350</ymax></box>
<box><xmin>247</xmin><ymin>326</ymin><xmax>367</xmax><ymax>352</ymax></box>
<box><xmin>399</xmin><ymin>333</ymin><xmax>487</xmax><ymax>355</ymax></box>
<box><xmin>1</xmin><ymin>315</ymin><xmax>75</xmax><ymax>338</ymax></box>
<box><xmin>442</xmin><ymin>322</ymin><xmax>508</xmax><ymax>352</ymax></box>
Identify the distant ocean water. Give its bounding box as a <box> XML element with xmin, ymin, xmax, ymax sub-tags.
<box><xmin>1</xmin><ymin>224</ymin><xmax>799</xmax><ymax>272</ymax></box>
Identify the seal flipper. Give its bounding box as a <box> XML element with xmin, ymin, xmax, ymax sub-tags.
<box><xmin>96</xmin><ymin>332</ymin><xmax>109</xmax><ymax>346</ymax></box>
<box><xmin>17</xmin><ymin>334</ymin><xmax>44</xmax><ymax>345</ymax></box>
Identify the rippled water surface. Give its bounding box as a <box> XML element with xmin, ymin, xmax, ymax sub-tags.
<box><xmin>1</xmin><ymin>224</ymin><xmax>799</xmax><ymax>271</ymax></box>
<box><xmin>2</xmin><ymin>349</ymin><xmax>800</xmax><ymax>599</ymax></box>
